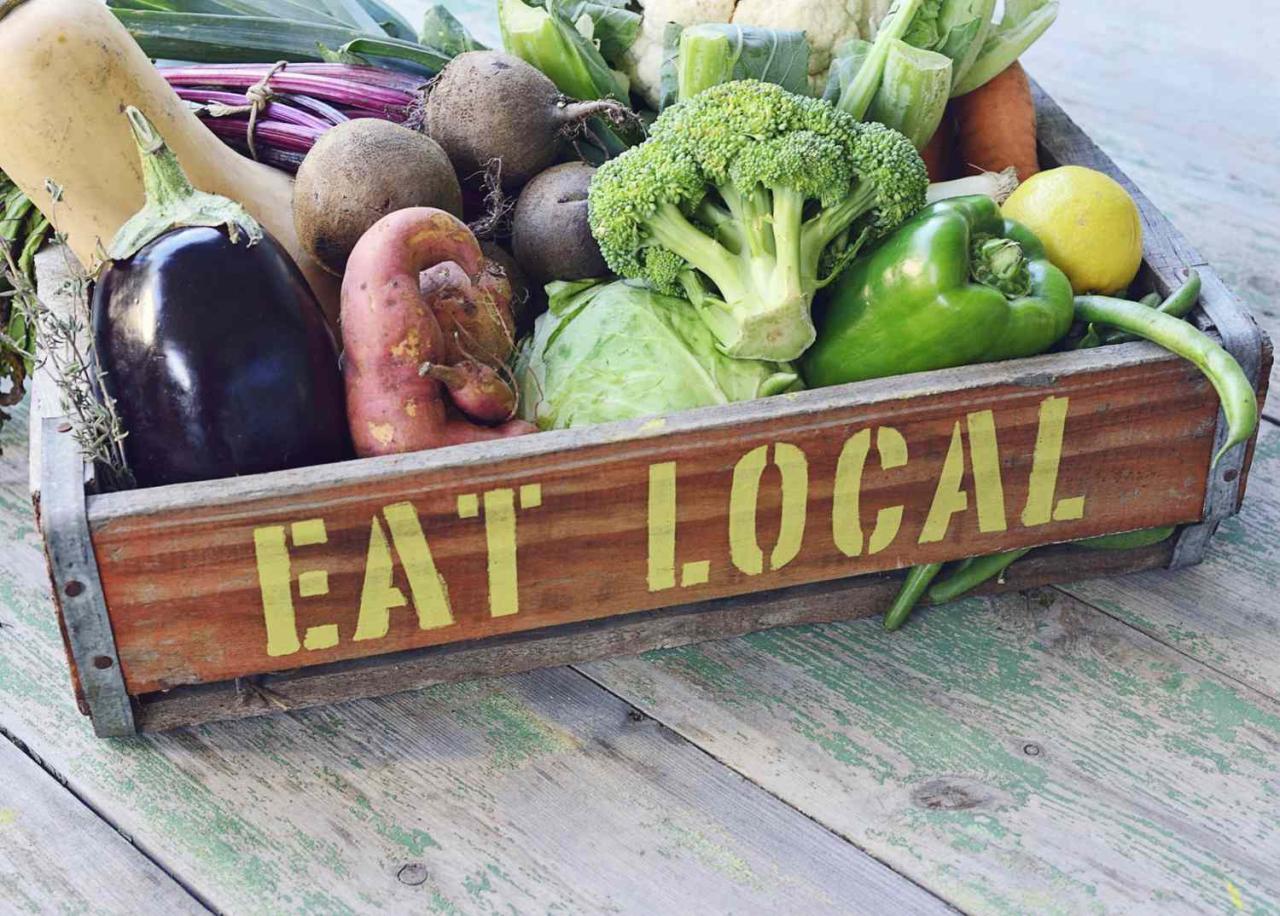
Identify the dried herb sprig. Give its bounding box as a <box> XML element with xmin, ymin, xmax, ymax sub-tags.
<box><xmin>1</xmin><ymin>186</ymin><xmax>132</xmax><ymax>487</ymax></box>
<box><xmin>1</xmin><ymin>174</ymin><xmax>49</xmax><ymax>421</ymax></box>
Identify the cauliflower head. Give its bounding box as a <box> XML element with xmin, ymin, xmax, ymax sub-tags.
<box><xmin>731</xmin><ymin>0</ymin><xmax>860</xmax><ymax>94</ymax></box>
<box><xmin>622</xmin><ymin>0</ymin><xmax>737</xmax><ymax>109</ymax></box>
<box><xmin>623</xmin><ymin>0</ymin><xmax>896</xmax><ymax>108</ymax></box>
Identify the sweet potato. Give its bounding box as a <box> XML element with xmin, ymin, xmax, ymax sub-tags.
<box><xmin>341</xmin><ymin>207</ymin><xmax>534</xmax><ymax>457</ymax></box>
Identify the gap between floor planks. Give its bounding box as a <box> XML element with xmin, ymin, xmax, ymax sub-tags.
<box><xmin>576</xmin><ymin>591</ymin><xmax>1280</xmax><ymax>913</ymax></box>
<box><xmin>0</xmin><ymin>729</ymin><xmax>210</xmax><ymax>915</ymax></box>
<box><xmin>1053</xmin><ymin>414</ymin><xmax>1280</xmax><ymax>702</ymax></box>
<box><xmin>1</xmin><ymin>406</ymin><xmax>953</xmax><ymax>914</ymax></box>
<box><xmin>571</xmin><ymin>426</ymin><xmax>1280</xmax><ymax>913</ymax></box>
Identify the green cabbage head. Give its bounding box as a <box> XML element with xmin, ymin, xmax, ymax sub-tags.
<box><xmin>517</xmin><ymin>279</ymin><xmax>803</xmax><ymax>430</ymax></box>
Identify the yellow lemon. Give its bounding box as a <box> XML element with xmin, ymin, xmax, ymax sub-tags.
<box><xmin>1002</xmin><ymin>166</ymin><xmax>1143</xmax><ymax>295</ymax></box>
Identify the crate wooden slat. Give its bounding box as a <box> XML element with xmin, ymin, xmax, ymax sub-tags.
<box><xmin>33</xmin><ymin>80</ymin><xmax>1272</xmax><ymax>735</ymax></box>
<box><xmin>83</xmin><ymin>342</ymin><xmax>1219</xmax><ymax>698</ymax></box>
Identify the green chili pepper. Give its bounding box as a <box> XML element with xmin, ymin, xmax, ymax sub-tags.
<box><xmin>927</xmin><ymin>547</ymin><xmax>1034</xmax><ymax>605</ymax></box>
<box><xmin>1095</xmin><ymin>273</ymin><xmax>1203</xmax><ymax>346</ymax></box>
<box><xmin>883</xmin><ymin>563</ymin><xmax>944</xmax><ymax>632</ymax></box>
<box><xmin>1075</xmin><ymin>282</ymin><xmax>1258</xmax><ymax>467</ymax></box>
<box><xmin>1074</xmin><ymin>526</ymin><xmax>1176</xmax><ymax>551</ymax></box>
<box><xmin>922</xmin><ymin>526</ymin><xmax>1178</xmax><ymax>608</ymax></box>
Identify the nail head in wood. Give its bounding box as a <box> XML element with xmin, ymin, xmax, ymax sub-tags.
<box><xmin>396</xmin><ymin>864</ymin><xmax>428</xmax><ymax>887</ymax></box>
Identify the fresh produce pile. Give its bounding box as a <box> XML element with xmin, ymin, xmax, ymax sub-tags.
<box><xmin>0</xmin><ymin>0</ymin><xmax>1259</xmax><ymax>628</ymax></box>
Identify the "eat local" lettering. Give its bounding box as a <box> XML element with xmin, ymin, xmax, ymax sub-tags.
<box><xmin>252</xmin><ymin>395</ymin><xmax>1083</xmax><ymax>658</ymax></box>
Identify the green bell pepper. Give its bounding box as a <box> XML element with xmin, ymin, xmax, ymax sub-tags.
<box><xmin>803</xmin><ymin>195</ymin><xmax>1076</xmax><ymax>388</ymax></box>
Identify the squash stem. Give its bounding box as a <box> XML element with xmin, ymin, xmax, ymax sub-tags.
<box><xmin>0</xmin><ymin>0</ymin><xmax>27</xmax><ymax>23</ymax></box>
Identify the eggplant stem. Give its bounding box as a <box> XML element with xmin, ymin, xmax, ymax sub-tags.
<box><xmin>110</xmin><ymin>108</ymin><xmax>263</xmax><ymax>261</ymax></box>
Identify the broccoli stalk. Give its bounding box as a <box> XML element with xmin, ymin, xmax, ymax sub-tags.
<box><xmin>588</xmin><ymin>80</ymin><xmax>928</xmax><ymax>362</ymax></box>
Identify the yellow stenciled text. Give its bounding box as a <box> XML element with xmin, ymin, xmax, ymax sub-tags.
<box><xmin>253</xmin><ymin>487</ymin><xmax>543</xmax><ymax>657</ymax></box>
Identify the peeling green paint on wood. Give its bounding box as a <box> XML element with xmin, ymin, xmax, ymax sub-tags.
<box><xmin>584</xmin><ymin>589</ymin><xmax>1280</xmax><ymax>913</ymax></box>
<box><xmin>0</xmin><ymin>404</ymin><xmax>947</xmax><ymax>915</ymax></box>
<box><xmin>0</xmin><ymin>737</ymin><xmax>205</xmax><ymax>915</ymax></box>
<box><xmin>1062</xmin><ymin>422</ymin><xmax>1280</xmax><ymax>699</ymax></box>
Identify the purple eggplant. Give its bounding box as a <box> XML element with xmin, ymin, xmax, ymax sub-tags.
<box><xmin>92</xmin><ymin>108</ymin><xmax>351</xmax><ymax>488</ymax></box>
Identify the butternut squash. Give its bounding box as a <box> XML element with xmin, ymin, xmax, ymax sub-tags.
<box><xmin>0</xmin><ymin>0</ymin><xmax>340</xmax><ymax>322</ymax></box>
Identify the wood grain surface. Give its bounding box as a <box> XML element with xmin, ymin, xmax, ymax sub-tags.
<box><xmin>1061</xmin><ymin>423</ymin><xmax>1280</xmax><ymax>699</ymax></box>
<box><xmin>0</xmin><ymin>738</ymin><xmax>206</xmax><ymax>915</ymax></box>
<box><xmin>580</xmin><ymin>578</ymin><xmax>1280</xmax><ymax>914</ymax></box>
<box><xmin>90</xmin><ymin>343</ymin><xmax>1221</xmax><ymax>695</ymax></box>
<box><xmin>1</xmin><ymin>424</ymin><xmax>949</xmax><ymax>911</ymax></box>
<box><xmin>1</xmin><ymin>0</ymin><xmax>1277</xmax><ymax>912</ymax></box>
<box><xmin>132</xmin><ymin>539</ymin><xmax>1175</xmax><ymax>732</ymax></box>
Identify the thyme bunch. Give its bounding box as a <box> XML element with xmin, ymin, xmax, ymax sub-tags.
<box><xmin>0</xmin><ymin>184</ymin><xmax>132</xmax><ymax>487</ymax></box>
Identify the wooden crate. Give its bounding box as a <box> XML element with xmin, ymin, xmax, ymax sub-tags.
<box><xmin>32</xmin><ymin>83</ymin><xmax>1272</xmax><ymax>737</ymax></box>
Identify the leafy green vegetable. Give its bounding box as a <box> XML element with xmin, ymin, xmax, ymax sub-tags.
<box><xmin>317</xmin><ymin>35</ymin><xmax>451</xmax><ymax>72</ymax></box>
<box><xmin>829</xmin><ymin>36</ymin><xmax>951</xmax><ymax>150</ymax></box>
<box><xmin>419</xmin><ymin>4</ymin><xmax>485</xmax><ymax>53</ymax></box>
<box><xmin>528</xmin><ymin>0</ymin><xmax>640</xmax><ymax>66</ymax></box>
<box><xmin>823</xmin><ymin>38</ymin><xmax>873</xmax><ymax>106</ymax></box>
<box><xmin>864</xmin><ymin>40</ymin><xmax>952</xmax><ymax>149</ymax></box>
<box><xmin>953</xmin><ymin>0</ymin><xmax>1059</xmax><ymax>95</ymax></box>
<box><xmin>902</xmin><ymin>0</ymin><xmax>993</xmax><ymax>92</ymax></box>
<box><xmin>659</xmin><ymin>23</ymin><xmax>811</xmax><ymax>109</ymax></box>
<box><xmin>108</xmin><ymin>2</ymin><xmax>451</xmax><ymax>74</ymax></box>
<box><xmin>834</xmin><ymin>0</ymin><xmax>1058</xmax><ymax>117</ymax></box>
<box><xmin>836</xmin><ymin>0</ymin><xmax>932</xmax><ymax>119</ymax></box>
<box><xmin>499</xmin><ymin>0</ymin><xmax>629</xmax><ymax>101</ymax></box>
<box><xmin>516</xmin><ymin>280</ymin><xmax>802</xmax><ymax>430</ymax></box>
<box><xmin>111</xmin><ymin>0</ymin><xmax>416</xmax><ymax>37</ymax></box>
<box><xmin>355</xmin><ymin>0</ymin><xmax>418</xmax><ymax>41</ymax></box>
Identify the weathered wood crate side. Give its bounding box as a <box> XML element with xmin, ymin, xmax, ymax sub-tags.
<box><xmin>34</xmin><ymin>82</ymin><xmax>1272</xmax><ymax>735</ymax></box>
<box><xmin>84</xmin><ymin>346</ymin><xmax>1222</xmax><ymax>697</ymax></box>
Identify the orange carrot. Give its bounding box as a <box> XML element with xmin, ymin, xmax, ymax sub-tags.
<box><xmin>952</xmin><ymin>61</ymin><xmax>1040</xmax><ymax>183</ymax></box>
<box><xmin>921</xmin><ymin>106</ymin><xmax>956</xmax><ymax>182</ymax></box>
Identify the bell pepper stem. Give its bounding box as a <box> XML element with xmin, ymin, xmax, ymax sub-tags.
<box><xmin>971</xmin><ymin>235</ymin><xmax>1032</xmax><ymax>297</ymax></box>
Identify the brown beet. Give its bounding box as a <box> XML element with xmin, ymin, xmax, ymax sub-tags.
<box><xmin>424</xmin><ymin>51</ymin><xmax>634</xmax><ymax>192</ymax></box>
<box><xmin>513</xmin><ymin>162</ymin><xmax>609</xmax><ymax>288</ymax></box>
<box><xmin>294</xmin><ymin>120</ymin><xmax>462</xmax><ymax>275</ymax></box>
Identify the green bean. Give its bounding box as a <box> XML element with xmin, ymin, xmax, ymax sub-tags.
<box><xmin>1074</xmin><ymin>526</ymin><xmax>1176</xmax><ymax>551</ymax></box>
<box><xmin>883</xmin><ymin>563</ymin><xmax>944</xmax><ymax>632</ymax></box>
<box><xmin>1075</xmin><ymin>282</ymin><xmax>1258</xmax><ymax>467</ymax></box>
<box><xmin>927</xmin><ymin>548</ymin><xmax>1034</xmax><ymax>605</ymax></box>
<box><xmin>1099</xmin><ymin>273</ymin><xmax>1202</xmax><ymax>345</ymax></box>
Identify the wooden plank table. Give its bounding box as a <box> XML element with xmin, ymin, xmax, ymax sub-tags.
<box><xmin>2</xmin><ymin>0</ymin><xmax>1278</xmax><ymax>912</ymax></box>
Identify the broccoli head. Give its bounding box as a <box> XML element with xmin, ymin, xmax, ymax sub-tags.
<box><xmin>588</xmin><ymin>79</ymin><xmax>928</xmax><ymax>361</ymax></box>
